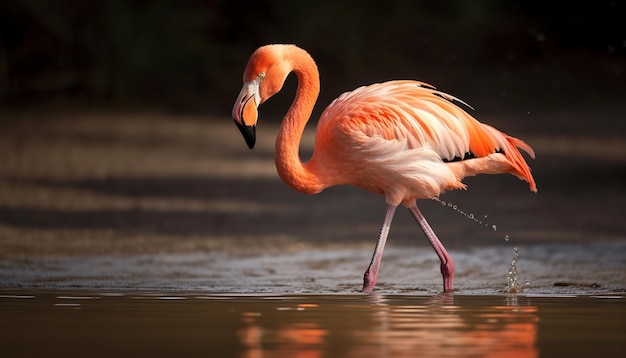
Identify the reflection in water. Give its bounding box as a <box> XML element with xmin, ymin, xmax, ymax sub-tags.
<box><xmin>237</xmin><ymin>295</ymin><xmax>538</xmax><ymax>358</ymax></box>
<box><xmin>2</xmin><ymin>292</ymin><xmax>624</xmax><ymax>357</ymax></box>
<box><xmin>239</xmin><ymin>304</ymin><xmax>328</xmax><ymax>358</ymax></box>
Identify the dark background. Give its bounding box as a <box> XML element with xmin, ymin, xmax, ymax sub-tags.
<box><xmin>0</xmin><ymin>0</ymin><xmax>624</xmax><ymax>122</ymax></box>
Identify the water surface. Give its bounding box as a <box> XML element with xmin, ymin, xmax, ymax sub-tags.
<box><xmin>2</xmin><ymin>242</ymin><xmax>624</xmax><ymax>294</ymax></box>
<box><xmin>1</xmin><ymin>291</ymin><xmax>624</xmax><ymax>357</ymax></box>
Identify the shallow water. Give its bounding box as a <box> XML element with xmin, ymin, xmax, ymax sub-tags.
<box><xmin>1</xmin><ymin>291</ymin><xmax>624</xmax><ymax>357</ymax></box>
<box><xmin>2</xmin><ymin>241</ymin><xmax>625</xmax><ymax>357</ymax></box>
<box><xmin>3</xmin><ymin>241</ymin><xmax>625</xmax><ymax>295</ymax></box>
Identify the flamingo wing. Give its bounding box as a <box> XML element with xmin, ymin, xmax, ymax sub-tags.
<box><xmin>313</xmin><ymin>81</ymin><xmax>536</xmax><ymax>200</ymax></box>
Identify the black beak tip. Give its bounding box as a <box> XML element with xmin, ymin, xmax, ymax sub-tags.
<box><xmin>235</xmin><ymin>121</ymin><xmax>256</xmax><ymax>149</ymax></box>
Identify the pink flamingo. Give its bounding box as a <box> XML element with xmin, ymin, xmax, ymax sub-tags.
<box><xmin>232</xmin><ymin>44</ymin><xmax>536</xmax><ymax>293</ymax></box>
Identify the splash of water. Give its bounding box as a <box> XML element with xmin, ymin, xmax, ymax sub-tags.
<box><xmin>431</xmin><ymin>198</ymin><xmax>499</xmax><ymax>232</ymax></box>
<box><xmin>432</xmin><ymin>197</ymin><xmax>527</xmax><ymax>293</ymax></box>
<box><xmin>504</xmin><ymin>246</ymin><xmax>525</xmax><ymax>293</ymax></box>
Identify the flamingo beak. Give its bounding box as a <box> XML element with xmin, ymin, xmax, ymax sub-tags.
<box><xmin>236</xmin><ymin>120</ymin><xmax>256</xmax><ymax>149</ymax></box>
<box><xmin>232</xmin><ymin>81</ymin><xmax>261</xmax><ymax>149</ymax></box>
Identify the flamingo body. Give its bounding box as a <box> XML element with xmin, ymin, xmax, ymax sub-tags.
<box><xmin>232</xmin><ymin>44</ymin><xmax>536</xmax><ymax>293</ymax></box>
<box><xmin>311</xmin><ymin>80</ymin><xmax>535</xmax><ymax>205</ymax></box>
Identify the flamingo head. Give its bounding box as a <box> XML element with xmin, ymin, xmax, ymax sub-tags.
<box><xmin>232</xmin><ymin>45</ymin><xmax>291</xmax><ymax>149</ymax></box>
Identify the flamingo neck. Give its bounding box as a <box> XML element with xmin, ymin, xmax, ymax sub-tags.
<box><xmin>275</xmin><ymin>48</ymin><xmax>325</xmax><ymax>194</ymax></box>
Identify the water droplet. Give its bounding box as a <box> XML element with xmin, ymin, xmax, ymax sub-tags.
<box><xmin>504</xmin><ymin>235</ymin><xmax>510</xmax><ymax>242</ymax></box>
<box><xmin>525</xmin><ymin>279</ymin><xmax>530</xmax><ymax>286</ymax></box>
<box><xmin>492</xmin><ymin>225</ymin><xmax>497</xmax><ymax>231</ymax></box>
<box><xmin>452</xmin><ymin>205</ymin><xmax>457</xmax><ymax>210</ymax></box>
<box><xmin>448</xmin><ymin>203</ymin><xmax>453</xmax><ymax>207</ymax></box>
<box><xmin>504</xmin><ymin>245</ymin><xmax>524</xmax><ymax>293</ymax></box>
<box><xmin>441</xmin><ymin>201</ymin><xmax>446</xmax><ymax>206</ymax></box>
<box><xmin>484</xmin><ymin>214</ymin><xmax>488</xmax><ymax>219</ymax></box>
<box><xmin>468</xmin><ymin>213</ymin><xmax>474</xmax><ymax>220</ymax></box>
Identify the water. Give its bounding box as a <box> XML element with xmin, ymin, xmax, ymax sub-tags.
<box><xmin>433</xmin><ymin>198</ymin><xmax>504</xmax><ymax>235</ymax></box>
<box><xmin>431</xmin><ymin>198</ymin><xmax>530</xmax><ymax>293</ymax></box>
<box><xmin>1</xmin><ymin>242</ymin><xmax>624</xmax><ymax>356</ymax></box>
<box><xmin>1</xmin><ymin>291</ymin><xmax>624</xmax><ymax>357</ymax></box>
<box><xmin>506</xmin><ymin>246</ymin><xmax>524</xmax><ymax>293</ymax></box>
<box><xmin>2</xmin><ymin>242</ymin><xmax>624</xmax><ymax>294</ymax></box>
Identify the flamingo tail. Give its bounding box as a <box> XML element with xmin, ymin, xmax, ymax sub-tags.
<box><xmin>498</xmin><ymin>131</ymin><xmax>537</xmax><ymax>192</ymax></box>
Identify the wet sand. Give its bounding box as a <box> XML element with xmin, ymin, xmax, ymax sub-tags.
<box><xmin>2</xmin><ymin>242</ymin><xmax>625</xmax><ymax>294</ymax></box>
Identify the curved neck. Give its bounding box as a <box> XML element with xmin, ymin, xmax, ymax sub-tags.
<box><xmin>274</xmin><ymin>47</ymin><xmax>324</xmax><ymax>194</ymax></box>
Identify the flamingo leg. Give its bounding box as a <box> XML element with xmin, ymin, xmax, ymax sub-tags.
<box><xmin>363</xmin><ymin>204</ymin><xmax>397</xmax><ymax>293</ymax></box>
<box><xmin>408</xmin><ymin>204</ymin><xmax>455</xmax><ymax>292</ymax></box>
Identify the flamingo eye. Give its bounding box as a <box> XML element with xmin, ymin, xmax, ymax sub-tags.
<box><xmin>258</xmin><ymin>72</ymin><xmax>265</xmax><ymax>79</ymax></box>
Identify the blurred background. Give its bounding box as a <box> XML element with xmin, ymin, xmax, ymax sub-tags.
<box><xmin>0</xmin><ymin>0</ymin><xmax>625</xmax><ymax>272</ymax></box>
<box><xmin>0</xmin><ymin>0</ymin><xmax>624</xmax><ymax>119</ymax></box>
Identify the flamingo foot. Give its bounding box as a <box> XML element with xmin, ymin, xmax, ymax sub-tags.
<box><xmin>441</xmin><ymin>258</ymin><xmax>455</xmax><ymax>292</ymax></box>
<box><xmin>362</xmin><ymin>204</ymin><xmax>397</xmax><ymax>294</ymax></box>
<box><xmin>408</xmin><ymin>204</ymin><xmax>456</xmax><ymax>293</ymax></box>
<box><xmin>362</xmin><ymin>269</ymin><xmax>377</xmax><ymax>293</ymax></box>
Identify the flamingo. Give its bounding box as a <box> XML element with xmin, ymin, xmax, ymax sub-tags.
<box><xmin>232</xmin><ymin>44</ymin><xmax>536</xmax><ymax>293</ymax></box>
